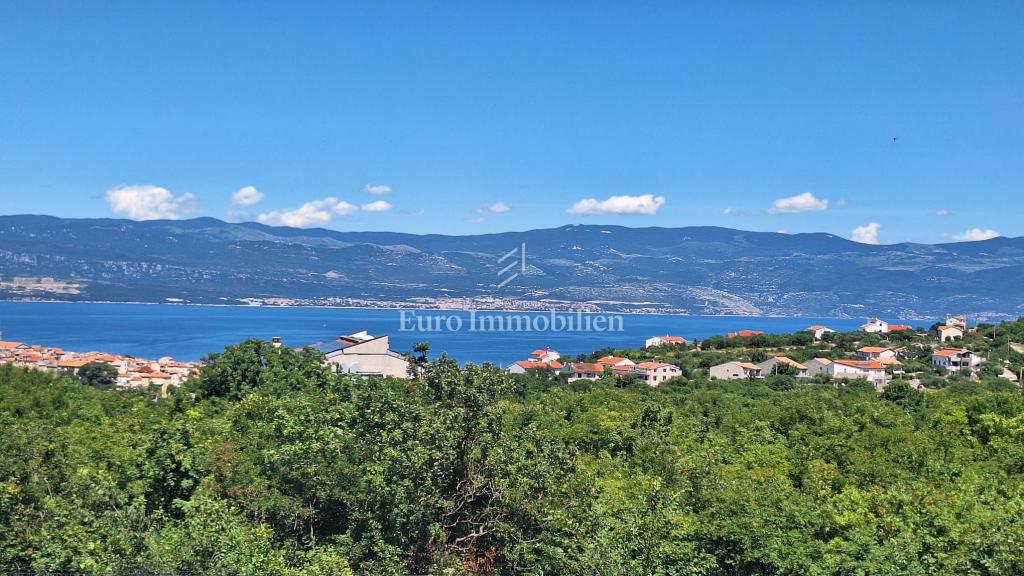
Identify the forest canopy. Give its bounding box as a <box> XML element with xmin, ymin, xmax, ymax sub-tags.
<box><xmin>3</xmin><ymin>324</ymin><xmax>1024</xmax><ymax>575</ymax></box>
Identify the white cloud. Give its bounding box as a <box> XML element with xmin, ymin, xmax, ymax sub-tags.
<box><xmin>468</xmin><ymin>216</ymin><xmax>486</xmax><ymax>224</ymax></box>
<box><xmin>851</xmin><ymin>222</ymin><xmax>881</xmax><ymax>244</ymax></box>
<box><xmin>332</xmin><ymin>201</ymin><xmax>359</xmax><ymax>216</ymax></box>
<box><xmin>231</xmin><ymin>186</ymin><xmax>264</xmax><ymax>208</ymax></box>
<box><xmin>361</xmin><ymin>200</ymin><xmax>392</xmax><ymax>213</ymax></box>
<box><xmin>105</xmin><ymin>185</ymin><xmax>195</xmax><ymax>220</ymax></box>
<box><xmin>567</xmin><ymin>194</ymin><xmax>665</xmax><ymax>216</ymax></box>
<box><xmin>488</xmin><ymin>202</ymin><xmax>510</xmax><ymax>213</ymax></box>
<box><xmin>767</xmin><ymin>192</ymin><xmax>829</xmax><ymax>214</ymax></box>
<box><xmin>933</xmin><ymin>209</ymin><xmax>955</xmax><ymax>217</ymax></box>
<box><xmin>953</xmin><ymin>228</ymin><xmax>1000</xmax><ymax>242</ymax></box>
<box><xmin>834</xmin><ymin>199</ymin><xmax>848</xmax><ymax>207</ymax></box>
<box><xmin>722</xmin><ymin>207</ymin><xmax>749</xmax><ymax>217</ymax></box>
<box><xmin>257</xmin><ymin>197</ymin><xmax>357</xmax><ymax>228</ymax></box>
<box><xmin>363</xmin><ymin>184</ymin><xmax>393</xmax><ymax>195</ymax></box>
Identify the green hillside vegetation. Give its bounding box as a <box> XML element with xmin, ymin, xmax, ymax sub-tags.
<box><xmin>3</xmin><ymin>319</ymin><xmax>1024</xmax><ymax>574</ymax></box>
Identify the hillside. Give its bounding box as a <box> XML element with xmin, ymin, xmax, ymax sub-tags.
<box><xmin>1</xmin><ymin>215</ymin><xmax>1023</xmax><ymax>318</ymax></box>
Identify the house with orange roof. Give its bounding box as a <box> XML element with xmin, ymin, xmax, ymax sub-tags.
<box><xmin>758</xmin><ymin>356</ymin><xmax>809</xmax><ymax>378</ymax></box>
<box><xmin>709</xmin><ymin>361</ymin><xmax>763</xmax><ymax>380</ymax></box>
<box><xmin>645</xmin><ymin>335</ymin><xmax>688</xmax><ymax>348</ymax></box>
<box><xmin>804</xmin><ymin>358</ymin><xmax>833</xmax><ymax>376</ymax></box>
<box><xmin>505</xmin><ymin>359</ymin><xmax>564</xmax><ymax>375</ymax></box>
<box><xmin>565</xmin><ymin>362</ymin><xmax>605</xmax><ymax>382</ymax></box>
<box><xmin>932</xmin><ymin>348</ymin><xmax>982</xmax><ymax>374</ymax></box>
<box><xmin>595</xmin><ymin>355</ymin><xmax>635</xmax><ymax>368</ymax></box>
<box><xmin>727</xmin><ymin>330</ymin><xmax>765</xmax><ymax>339</ymax></box>
<box><xmin>0</xmin><ymin>341</ymin><xmax>28</xmax><ymax>360</ymax></box>
<box><xmin>633</xmin><ymin>361</ymin><xmax>682</xmax><ymax>386</ymax></box>
<box><xmin>856</xmin><ymin>346</ymin><xmax>898</xmax><ymax>361</ymax></box>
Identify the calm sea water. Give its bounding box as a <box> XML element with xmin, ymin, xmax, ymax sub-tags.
<box><xmin>0</xmin><ymin>302</ymin><xmax>889</xmax><ymax>365</ymax></box>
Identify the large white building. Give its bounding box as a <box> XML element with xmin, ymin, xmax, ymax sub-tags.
<box><xmin>827</xmin><ymin>360</ymin><xmax>888</xmax><ymax>389</ymax></box>
<box><xmin>309</xmin><ymin>331</ymin><xmax>410</xmax><ymax>379</ymax></box>
<box><xmin>645</xmin><ymin>335</ymin><xmax>687</xmax><ymax>348</ymax></box>
<box><xmin>932</xmin><ymin>348</ymin><xmax>983</xmax><ymax>374</ymax></box>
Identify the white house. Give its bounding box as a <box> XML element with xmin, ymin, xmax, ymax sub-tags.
<box><xmin>529</xmin><ymin>348</ymin><xmax>561</xmax><ymax>362</ymax></box>
<box><xmin>633</xmin><ymin>361</ymin><xmax>682</xmax><ymax>386</ymax></box>
<box><xmin>860</xmin><ymin>318</ymin><xmax>889</xmax><ymax>333</ymax></box>
<box><xmin>506</xmin><ymin>359</ymin><xmax>564</xmax><ymax>374</ymax></box>
<box><xmin>936</xmin><ymin>325</ymin><xmax>964</xmax><ymax>342</ymax></box>
<box><xmin>758</xmin><ymin>356</ymin><xmax>810</xmax><ymax>378</ymax></box>
<box><xmin>946</xmin><ymin>315</ymin><xmax>967</xmax><ymax>330</ymax></box>
<box><xmin>932</xmin><ymin>348</ymin><xmax>983</xmax><ymax>374</ymax></box>
<box><xmin>645</xmin><ymin>335</ymin><xmax>687</xmax><ymax>348</ymax></box>
<box><xmin>709</xmin><ymin>361</ymin><xmax>763</xmax><ymax>380</ymax></box>
<box><xmin>827</xmin><ymin>360</ymin><xmax>888</xmax><ymax>389</ymax></box>
<box><xmin>308</xmin><ymin>331</ymin><xmax>410</xmax><ymax>378</ymax></box>
<box><xmin>804</xmin><ymin>325</ymin><xmax>836</xmax><ymax>340</ymax></box>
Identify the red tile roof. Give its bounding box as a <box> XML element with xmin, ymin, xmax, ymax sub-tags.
<box><xmin>728</xmin><ymin>330</ymin><xmax>765</xmax><ymax>339</ymax></box>
<box><xmin>596</xmin><ymin>356</ymin><xmax>631</xmax><ymax>366</ymax></box>
<box><xmin>834</xmin><ymin>360</ymin><xmax>885</xmax><ymax>370</ymax></box>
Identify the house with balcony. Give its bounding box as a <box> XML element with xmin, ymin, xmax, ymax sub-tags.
<box><xmin>633</xmin><ymin>361</ymin><xmax>682</xmax><ymax>386</ymax></box>
<box><xmin>932</xmin><ymin>348</ymin><xmax>983</xmax><ymax>374</ymax></box>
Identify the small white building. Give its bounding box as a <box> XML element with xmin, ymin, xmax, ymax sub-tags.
<box><xmin>932</xmin><ymin>348</ymin><xmax>982</xmax><ymax>374</ymax></box>
<box><xmin>709</xmin><ymin>361</ymin><xmax>763</xmax><ymax>380</ymax></box>
<box><xmin>946</xmin><ymin>315</ymin><xmax>968</xmax><ymax>330</ymax></box>
<box><xmin>529</xmin><ymin>348</ymin><xmax>561</xmax><ymax>362</ymax></box>
<box><xmin>308</xmin><ymin>331</ymin><xmax>410</xmax><ymax>379</ymax></box>
<box><xmin>860</xmin><ymin>318</ymin><xmax>889</xmax><ymax>333</ymax></box>
<box><xmin>805</xmin><ymin>325</ymin><xmax>836</xmax><ymax>340</ymax></box>
<box><xmin>645</xmin><ymin>335</ymin><xmax>687</xmax><ymax>348</ymax></box>
<box><xmin>633</xmin><ymin>361</ymin><xmax>682</xmax><ymax>386</ymax></box>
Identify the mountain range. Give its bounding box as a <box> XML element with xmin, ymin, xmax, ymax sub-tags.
<box><xmin>1</xmin><ymin>214</ymin><xmax>1022</xmax><ymax>319</ymax></box>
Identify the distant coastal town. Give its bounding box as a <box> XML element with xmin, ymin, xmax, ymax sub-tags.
<box><xmin>0</xmin><ymin>339</ymin><xmax>201</xmax><ymax>394</ymax></box>
<box><xmin>4</xmin><ymin>314</ymin><xmax>1019</xmax><ymax>394</ymax></box>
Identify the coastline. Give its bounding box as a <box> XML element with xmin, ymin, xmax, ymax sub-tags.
<box><xmin>0</xmin><ymin>297</ymin><xmax>905</xmax><ymax>321</ymax></box>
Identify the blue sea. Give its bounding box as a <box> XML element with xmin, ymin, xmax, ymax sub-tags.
<box><xmin>0</xmin><ymin>302</ymin><xmax>898</xmax><ymax>365</ymax></box>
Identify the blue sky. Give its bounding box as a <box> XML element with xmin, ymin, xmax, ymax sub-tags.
<box><xmin>1</xmin><ymin>1</ymin><xmax>1021</xmax><ymax>243</ymax></box>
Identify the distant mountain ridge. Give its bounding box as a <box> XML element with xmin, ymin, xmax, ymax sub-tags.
<box><xmin>1</xmin><ymin>214</ymin><xmax>1022</xmax><ymax>319</ymax></box>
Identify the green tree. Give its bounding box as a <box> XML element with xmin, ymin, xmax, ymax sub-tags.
<box><xmin>77</xmin><ymin>361</ymin><xmax>118</xmax><ymax>390</ymax></box>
